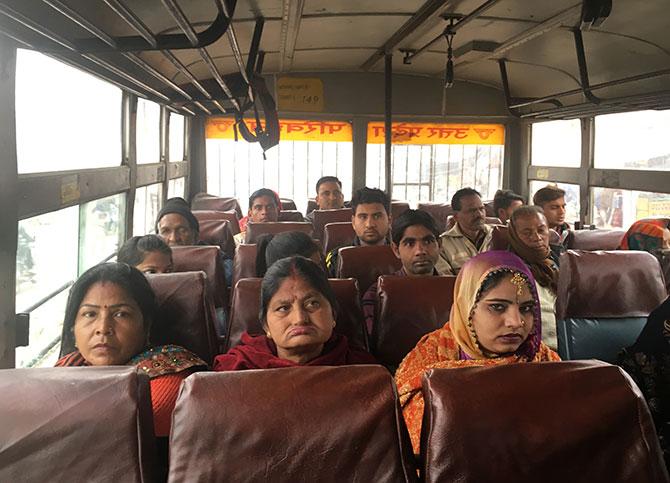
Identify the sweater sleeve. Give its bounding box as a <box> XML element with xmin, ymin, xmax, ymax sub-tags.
<box><xmin>150</xmin><ymin>371</ymin><xmax>193</xmax><ymax>437</ymax></box>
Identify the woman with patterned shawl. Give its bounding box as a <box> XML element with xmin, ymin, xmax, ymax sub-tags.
<box><xmin>395</xmin><ymin>250</ymin><xmax>560</xmax><ymax>454</ymax></box>
<box><xmin>56</xmin><ymin>262</ymin><xmax>207</xmax><ymax>437</ymax></box>
<box><xmin>619</xmin><ymin>218</ymin><xmax>670</xmax><ymax>252</ymax></box>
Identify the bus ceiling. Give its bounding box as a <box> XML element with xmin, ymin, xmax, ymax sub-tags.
<box><xmin>0</xmin><ymin>0</ymin><xmax>668</xmax><ymax>122</ymax></box>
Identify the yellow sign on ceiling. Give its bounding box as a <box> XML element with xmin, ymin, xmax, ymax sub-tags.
<box><xmin>276</xmin><ymin>76</ymin><xmax>324</xmax><ymax>112</ymax></box>
<box><xmin>206</xmin><ymin>117</ymin><xmax>352</xmax><ymax>143</ymax></box>
<box><xmin>367</xmin><ymin>122</ymin><xmax>505</xmax><ymax>145</ymax></box>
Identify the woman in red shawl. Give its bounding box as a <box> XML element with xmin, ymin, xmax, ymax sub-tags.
<box><xmin>214</xmin><ymin>256</ymin><xmax>376</xmax><ymax>370</ymax></box>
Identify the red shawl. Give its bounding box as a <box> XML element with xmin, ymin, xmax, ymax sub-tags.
<box><xmin>213</xmin><ymin>332</ymin><xmax>376</xmax><ymax>371</ymax></box>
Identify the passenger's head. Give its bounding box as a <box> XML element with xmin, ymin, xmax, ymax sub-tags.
<box><xmin>533</xmin><ymin>185</ymin><xmax>566</xmax><ymax>229</ymax></box>
<box><xmin>117</xmin><ymin>235</ymin><xmax>173</xmax><ymax>274</ymax></box>
<box><xmin>247</xmin><ymin>188</ymin><xmax>280</xmax><ymax>223</ymax></box>
<box><xmin>620</xmin><ymin>219</ymin><xmax>670</xmax><ymax>252</ymax></box>
<box><xmin>350</xmin><ymin>187</ymin><xmax>391</xmax><ymax>245</ymax></box>
<box><xmin>259</xmin><ymin>256</ymin><xmax>339</xmax><ymax>363</ymax></box>
<box><xmin>493</xmin><ymin>189</ymin><xmax>524</xmax><ymax>223</ymax></box>
<box><xmin>61</xmin><ymin>263</ymin><xmax>158</xmax><ymax>366</ymax></box>
<box><xmin>509</xmin><ymin>206</ymin><xmax>550</xmax><ymax>256</ymax></box>
<box><xmin>391</xmin><ymin>209</ymin><xmax>440</xmax><ymax>276</ymax></box>
<box><xmin>156</xmin><ymin>197</ymin><xmax>199</xmax><ymax>246</ymax></box>
<box><xmin>315</xmin><ymin>176</ymin><xmax>344</xmax><ymax>211</ymax></box>
<box><xmin>255</xmin><ymin>231</ymin><xmax>323</xmax><ymax>277</ymax></box>
<box><xmin>450</xmin><ymin>251</ymin><xmax>541</xmax><ymax>359</ymax></box>
<box><xmin>452</xmin><ymin>188</ymin><xmax>486</xmax><ymax>234</ymax></box>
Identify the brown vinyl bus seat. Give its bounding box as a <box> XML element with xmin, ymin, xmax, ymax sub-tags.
<box><xmin>483</xmin><ymin>200</ymin><xmax>496</xmax><ymax>217</ymax></box>
<box><xmin>277</xmin><ymin>209</ymin><xmax>304</xmax><ymax>222</ymax></box>
<box><xmin>279</xmin><ymin>198</ymin><xmax>297</xmax><ymax>210</ymax></box>
<box><xmin>306</xmin><ymin>199</ymin><xmax>317</xmax><ymax>215</ymax></box>
<box><xmin>244</xmin><ymin>221</ymin><xmax>313</xmax><ymax>244</ymax></box>
<box><xmin>232</xmin><ymin>244</ymin><xmax>257</xmax><ymax>288</ymax></box>
<box><xmin>391</xmin><ymin>201</ymin><xmax>410</xmax><ymax>220</ymax></box>
<box><xmin>417</xmin><ymin>203</ymin><xmax>453</xmax><ymax>234</ymax></box>
<box><xmin>489</xmin><ymin>224</ymin><xmax>510</xmax><ymax>250</ymax></box>
<box><xmin>198</xmin><ymin>219</ymin><xmax>235</xmax><ymax>258</ymax></box>
<box><xmin>191</xmin><ymin>194</ymin><xmax>242</xmax><ymax>218</ymax></box>
<box><xmin>171</xmin><ymin>245</ymin><xmax>228</xmax><ymax>308</ymax></box>
<box><xmin>421</xmin><ymin>361</ymin><xmax>669</xmax><ymax>483</ymax></box>
<box><xmin>146</xmin><ymin>271</ymin><xmax>219</xmax><ymax>364</ymax></box>
<box><xmin>565</xmin><ymin>229</ymin><xmax>626</xmax><ymax>250</ymax></box>
<box><xmin>192</xmin><ymin>209</ymin><xmax>241</xmax><ymax>235</ymax></box>
<box><xmin>0</xmin><ymin>367</ymin><xmax>155</xmax><ymax>482</ymax></box>
<box><xmin>323</xmin><ymin>222</ymin><xmax>356</xmax><ymax>255</ymax></box>
<box><xmin>336</xmin><ymin>245</ymin><xmax>403</xmax><ymax>294</ymax></box>
<box><xmin>373</xmin><ymin>275</ymin><xmax>457</xmax><ymax>370</ymax></box>
<box><xmin>225</xmin><ymin>277</ymin><xmax>368</xmax><ymax>352</ymax></box>
<box><xmin>556</xmin><ymin>250</ymin><xmax>667</xmax><ymax>363</ymax></box>
<box><xmin>312</xmin><ymin>208</ymin><xmax>353</xmax><ymax>241</ymax></box>
<box><xmin>167</xmin><ymin>367</ymin><xmax>417</xmax><ymax>483</ymax></box>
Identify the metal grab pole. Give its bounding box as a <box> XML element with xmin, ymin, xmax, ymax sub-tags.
<box><xmin>384</xmin><ymin>52</ymin><xmax>393</xmax><ymax>199</ymax></box>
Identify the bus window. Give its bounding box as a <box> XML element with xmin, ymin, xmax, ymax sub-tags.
<box><xmin>366</xmin><ymin>122</ymin><xmax>504</xmax><ymax>204</ymax></box>
<box><xmin>136</xmin><ymin>99</ymin><xmax>161</xmax><ymax>164</ymax></box>
<box><xmin>594</xmin><ymin>110</ymin><xmax>670</xmax><ymax>171</ymax></box>
<box><xmin>169</xmin><ymin>113</ymin><xmax>185</xmax><ymax>162</ymax></box>
<box><xmin>530</xmin><ymin>181</ymin><xmax>580</xmax><ymax>225</ymax></box>
<box><xmin>531</xmin><ymin>120</ymin><xmax>581</xmax><ymax>168</ymax></box>
<box><xmin>592</xmin><ymin>187</ymin><xmax>670</xmax><ymax>229</ymax></box>
<box><xmin>205</xmin><ymin>118</ymin><xmax>353</xmax><ymax>213</ymax></box>
<box><xmin>133</xmin><ymin>183</ymin><xmax>162</xmax><ymax>236</ymax></box>
<box><xmin>79</xmin><ymin>194</ymin><xmax>125</xmax><ymax>271</ymax></box>
<box><xmin>168</xmin><ymin>177</ymin><xmax>186</xmax><ymax>199</ymax></box>
<box><xmin>15</xmin><ymin>49</ymin><xmax>122</xmax><ymax>174</ymax></box>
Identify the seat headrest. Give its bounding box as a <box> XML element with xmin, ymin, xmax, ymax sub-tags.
<box><xmin>336</xmin><ymin>245</ymin><xmax>402</xmax><ymax>293</ymax></box>
<box><xmin>277</xmin><ymin>210</ymin><xmax>304</xmax><ymax>222</ymax></box>
<box><xmin>566</xmin><ymin>229</ymin><xmax>625</xmax><ymax>251</ymax></box>
<box><xmin>421</xmin><ymin>361</ymin><xmax>668</xmax><ymax>483</ymax></box>
<box><xmin>171</xmin><ymin>245</ymin><xmax>227</xmax><ymax>307</ymax></box>
<box><xmin>198</xmin><ymin>219</ymin><xmax>235</xmax><ymax>258</ymax></box>
<box><xmin>232</xmin><ymin>243</ymin><xmax>258</xmax><ymax>286</ymax></box>
<box><xmin>191</xmin><ymin>195</ymin><xmax>242</xmax><ymax>218</ymax></box>
<box><xmin>556</xmin><ymin>250</ymin><xmax>667</xmax><ymax>319</ymax></box>
<box><xmin>323</xmin><ymin>221</ymin><xmax>355</xmax><ymax>255</ymax></box>
<box><xmin>168</xmin><ymin>367</ymin><xmax>416</xmax><ymax>482</ymax></box>
<box><xmin>0</xmin><ymin>367</ymin><xmax>155</xmax><ymax>482</ymax></box>
<box><xmin>417</xmin><ymin>203</ymin><xmax>453</xmax><ymax>234</ymax></box>
<box><xmin>192</xmin><ymin>210</ymin><xmax>240</xmax><ymax>235</ymax></box>
<box><xmin>391</xmin><ymin>201</ymin><xmax>410</xmax><ymax>219</ymax></box>
<box><xmin>244</xmin><ymin>222</ymin><xmax>313</xmax><ymax>244</ymax></box>
<box><xmin>147</xmin><ymin>271</ymin><xmax>219</xmax><ymax>364</ymax></box>
<box><xmin>279</xmin><ymin>198</ymin><xmax>297</xmax><ymax>210</ymax></box>
<box><xmin>312</xmin><ymin>208</ymin><xmax>353</xmax><ymax>241</ymax></box>
<box><xmin>489</xmin><ymin>224</ymin><xmax>510</xmax><ymax>250</ymax></box>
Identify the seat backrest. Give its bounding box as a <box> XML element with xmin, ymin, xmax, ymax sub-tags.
<box><xmin>146</xmin><ymin>272</ymin><xmax>219</xmax><ymax>364</ymax></box>
<box><xmin>279</xmin><ymin>198</ymin><xmax>297</xmax><ymax>210</ymax></box>
<box><xmin>226</xmin><ymin>277</ymin><xmax>368</xmax><ymax>352</ymax></box>
<box><xmin>168</xmin><ymin>367</ymin><xmax>416</xmax><ymax>483</ymax></box>
<box><xmin>192</xmin><ymin>209</ymin><xmax>240</xmax><ymax>235</ymax></box>
<box><xmin>278</xmin><ymin>210</ymin><xmax>304</xmax><ymax>222</ymax></box>
<box><xmin>373</xmin><ymin>275</ymin><xmax>457</xmax><ymax>369</ymax></box>
<box><xmin>336</xmin><ymin>245</ymin><xmax>402</xmax><ymax>293</ymax></box>
<box><xmin>485</xmin><ymin>216</ymin><xmax>502</xmax><ymax>225</ymax></box>
<box><xmin>323</xmin><ymin>221</ymin><xmax>356</xmax><ymax>255</ymax></box>
<box><xmin>0</xmin><ymin>367</ymin><xmax>155</xmax><ymax>482</ymax></box>
<box><xmin>306</xmin><ymin>199</ymin><xmax>317</xmax><ymax>214</ymax></box>
<box><xmin>565</xmin><ymin>229</ymin><xmax>625</xmax><ymax>250</ymax></box>
<box><xmin>171</xmin><ymin>245</ymin><xmax>227</xmax><ymax>308</ymax></box>
<box><xmin>391</xmin><ymin>201</ymin><xmax>410</xmax><ymax>220</ymax></box>
<box><xmin>232</xmin><ymin>243</ymin><xmax>257</xmax><ymax>288</ymax></box>
<box><xmin>191</xmin><ymin>194</ymin><xmax>242</xmax><ymax>218</ymax></box>
<box><xmin>556</xmin><ymin>250</ymin><xmax>667</xmax><ymax>362</ymax></box>
<box><xmin>198</xmin><ymin>219</ymin><xmax>235</xmax><ymax>258</ymax></box>
<box><xmin>244</xmin><ymin>221</ymin><xmax>313</xmax><ymax>244</ymax></box>
<box><xmin>489</xmin><ymin>224</ymin><xmax>510</xmax><ymax>250</ymax></box>
<box><xmin>421</xmin><ymin>361</ymin><xmax>669</xmax><ymax>483</ymax></box>
<box><xmin>417</xmin><ymin>203</ymin><xmax>453</xmax><ymax>234</ymax></box>
<box><xmin>483</xmin><ymin>200</ymin><xmax>496</xmax><ymax>216</ymax></box>
<box><xmin>312</xmin><ymin>208</ymin><xmax>353</xmax><ymax>241</ymax></box>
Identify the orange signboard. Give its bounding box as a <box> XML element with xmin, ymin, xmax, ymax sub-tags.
<box><xmin>206</xmin><ymin>117</ymin><xmax>352</xmax><ymax>142</ymax></box>
<box><xmin>367</xmin><ymin>122</ymin><xmax>505</xmax><ymax>145</ymax></box>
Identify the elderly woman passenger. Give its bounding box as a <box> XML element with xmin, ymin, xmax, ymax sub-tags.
<box><xmin>214</xmin><ymin>256</ymin><xmax>375</xmax><ymax>370</ymax></box>
<box><xmin>395</xmin><ymin>251</ymin><xmax>560</xmax><ymax>454</ymax></box>
<box><xmin>56</xmin><ymin>263</ymin><xmax>207</xmax><ymax>436</ymax></box>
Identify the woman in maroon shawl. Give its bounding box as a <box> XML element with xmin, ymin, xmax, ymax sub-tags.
<box><xmin>214</xmin><ymin>256</ymin><xmax>376</xmax><ymax>370</ymax></box>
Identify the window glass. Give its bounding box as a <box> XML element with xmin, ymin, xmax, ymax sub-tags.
<box><xmin>592</xmin><ymin>187</ymin><xmax>670</xmax><ymax>229</ymax></box>
<box><xmin>133</xmin><ymin>183</ymin><xmax>163</xmax><ymax>236</ymax></box>
<box><xmin>594</xmin><ymin>110</ymin><xmax>670</xmax><ymax>171</ymax></box>
<box><xmin>529</xmin><ymin>181</ymin><xmax>580</xmax><ymax>225</ymax></box>
<box><xmin>169</xmin><ymin>113</ymin><xmax>186</xmax><ymax>162</ymax></box>
<box><xmin>15</xmin><ymin>49</ymin><xmax>122</xmax><ymax>173</ymax></box>
<box><xmin>136</xmin><ymin>99</ymin><xmax>161</xmax><ymax>164</ymax></box>
<box><xmin>168</xmin><ymin>177</ymin><xmax>186</xmax><ymax>198</ymax></box>
<box><xmin>531</xmin><ymin>120</ymin><xmax>581</xmax><ymax>167</ymax></box>
<box><xmin>79</xmin><ymin>194</ymin><xmax>125</xmax><ymax>272</ymax></box>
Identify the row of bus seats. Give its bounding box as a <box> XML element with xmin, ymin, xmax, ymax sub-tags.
<box><xmin>2</xmin><ymin>362</ymin><xmax>666</xmax><ymax>482</ymax></box>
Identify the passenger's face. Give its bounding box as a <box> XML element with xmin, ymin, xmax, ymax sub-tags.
<box><xmin>498</xmin><ymin>200</ymin><xmax>523</xmax><ymax>223</ymax></box>
<box><xmin>514</xmin><ymin>213</ymin><xmax>550</xmax><ymax>252</ymax></box>
<box><xmin>392</xmin><ymin>225</ymin><xmax>439</xmax><ymax>276</ymax></box>
<box><xmin>352</xmin><ymin>203</ymin><xmax>390</xmax><ymax>245</ymax></box>
<box><xmin>265</xmin><ymin>275</ymin><xmax>334</xmax><ymax>361</ymax></box>
<box><xmin>541</xmin><ymin>197</ymin><xmax>566</xmax><ymax>229</ymax></box>
<box><xmin>316</xmin><ymin>181</ymin><xmax>344</xmax><ymax>210</ymax></box>
<box><xmin>74</xmin><ymin>282</ymin><xmax>146</xmax><ymax>366</ymax></box>
<box><xmin>470</xmin><ymin>274</ymin><xmax>534</xmax><ymax>355</ymax></box>
<box><xmin>249</xmin><ymin>195</ymin><xmax>279</xmax><ymax>223</ymax></box>
<box><xmin>135</xmin><ymin>250</ymin><xmax>173</xmax><ymax>274</ymax></box>
<box><xmin>455</xmin><ymin>195</ymin><xmax>486</xmax><ymax>233</ymax></box>
<box><xmin>158</xmin><ymin>213</ymin><xmax>196</xmax><ymax>246</ymax></box>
